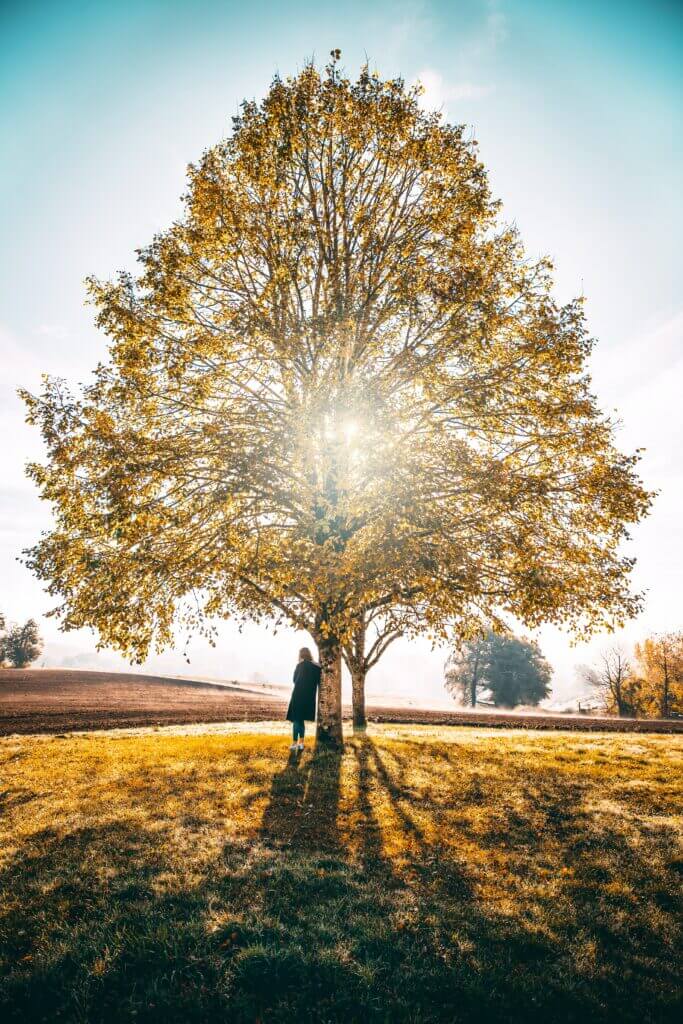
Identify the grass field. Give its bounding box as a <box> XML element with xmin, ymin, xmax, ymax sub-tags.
<box><xmin>1</xmin><ymin>724</ymin><xmax>681</xmax><ymax>1023</ymax></box>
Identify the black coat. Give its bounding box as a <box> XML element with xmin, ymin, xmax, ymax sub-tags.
<box><xmin>286</xmin><ymin>660</ymin><xmax>321</xmax><ymax>722</ymax></box>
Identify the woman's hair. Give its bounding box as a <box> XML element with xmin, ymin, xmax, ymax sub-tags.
<box><xmin>298</xmin><ymin>647</ymin><xmax>313</xmax><ymax>662</ymax></box>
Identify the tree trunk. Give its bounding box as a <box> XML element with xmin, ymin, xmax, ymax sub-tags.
<box><xmin>350</xmin><ymin>617</ymin><xmax>367</xmax><ymax>732</ymax></box>
<box><xmin>316</xmin><ymin>638</ymin><xmax>344</xmax><ymax>748</ymax></box>
<box><xmin>469</xmin><ymin>651</ymin><xmax>480</xmax><ymax>707</ymax></box>
<box><xmin>661</xmin><ymin>655</ymin><xmax>670</xmax><ymax>718</ymax></box>
<box><xmin>352</xmin><ymin>667</ymin><xmax>367</xmax><ymax>732</ymax></box>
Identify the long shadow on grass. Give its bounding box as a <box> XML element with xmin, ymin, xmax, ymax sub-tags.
<box><xmin>354</xmin><ymin>737</ymin><xmax>681</xmax><ymax>1023</ymax></box>
<box><xmin>0</xmin><ymin>737</ymin><xmax>680</xmax><ymax>1024</ymax></box>
<box><xmin>257</xmin><ymin>742</ymin><xmax>343</xmax><ymax>852</ymax></box>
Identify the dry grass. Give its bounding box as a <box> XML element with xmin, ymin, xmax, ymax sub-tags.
<box><xmin>1</xmin><ymin>723</ymin><xmax>681</xmax><ymax>1022</ymax></box>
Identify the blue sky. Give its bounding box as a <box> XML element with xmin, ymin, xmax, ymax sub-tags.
<box><xmin>1</xmin><ymin>0</ymin><xmax>681</xmax><ymax>703</ymax></box>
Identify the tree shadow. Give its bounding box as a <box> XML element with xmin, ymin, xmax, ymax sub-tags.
<box><xmin>0</xmin><ymin>788</ymin><xmax>47</xmax><ymax>811</ymax></box>
<box><xmin>258</xmin><ymin>742</ymin><xmax>343</xmax><ymax>853</ymax></box>
<box><xmin>347</xmin><ymin>735</ymin><xmax>681</xmax><ymax>1023</ymax></box>
<box><xmin>0</xmin><ymin>735</ymin><xmax>680</xmax><ymax>1023</ymax></box>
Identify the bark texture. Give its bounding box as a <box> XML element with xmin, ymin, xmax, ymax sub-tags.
<box><xmin>351</xmin><ymin>668</ymin><xmax>367</xmax><ymax>732</ymax></box>
<box><xmin>316</xmin><ymin>639</ymin><xmax>344</xmax><ymax>747</ymax></box>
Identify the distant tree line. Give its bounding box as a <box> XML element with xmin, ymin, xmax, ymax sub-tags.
<box><xmin>580</xmin><ymin>632</ymin><xmax>683</xmax><ymax>719</ymax></box>
<box><xmin>445</xmin><ymin>630</ymin><xmax>552</xmax><ymax>709</ymax></box>
<box><xmin>0</xmin><ymin>612</ymin><xmax>43</xmax><ymax>668</ymax></box>
<box><xmin>445</xmin><ymin>627</ymin><xmax>683</xmax><ymax>720</ymax></box>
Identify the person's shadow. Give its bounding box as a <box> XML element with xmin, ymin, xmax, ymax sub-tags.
<box><xmin>258</xmin><ymin>741</ymin><xmax>343</xmax><ymax>853</ymax></box>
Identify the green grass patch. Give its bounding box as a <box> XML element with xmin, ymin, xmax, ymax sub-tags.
<box><xmin>1</xmin><ymin>725</ymin><xmax>681</xmax><ymax>1022</ymax></box>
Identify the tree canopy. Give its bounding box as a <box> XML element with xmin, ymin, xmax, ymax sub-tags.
<box><xmin>580</xmin><ymin>647</ymin><xmax>640</xmax><ymax>717</ymax></box>
<box><xmin>484</xmin><ymin>631</ymin><xmax>552</xmax><ymax>707</ymax></box>
<box><xmin>0</xmin><ymin>618</ymin><xmax>43</xmax><ymax>669</ymax></box>
<box><xmin>22</xmin><ymin>57</ymin><xmax>651</xmax><ymax>744</ymax></box>
<box><xmin>634</xmin><ymin>633</ymin><xmax>683</xmax><ymax>718</ymax></box>
<box><xmin>445</xmin><ymin>629</ymin><xmax>552</xmax><ymax>708</ymax></box>
<box><xmin>580</xmin><ymin>634</ymin><xmax>683</xmax><ymax>719</ymax></box>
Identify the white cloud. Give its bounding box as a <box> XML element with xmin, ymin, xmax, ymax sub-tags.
<box><xmin>1</xmin><ymin>323</ymin><xmax>76</xmax><ymax>384</ymax></box>
<box><xmin>593</xmin><ymin>309</ymin><xmax>683</xmax><ymax>408</ymax></box>
<box><xmin>414</xmin><ymin>68</ymin><xmax>493</xmax><ymax>112</ymax></box>
<box><xmin>485</xmin><ymin>0</ymin><xmax>507</xmax><ymax>47</ymax></box>
<box><xmin>34</xmin><ymin>323</ymin><xmax>69</xmax><ymax>340</ymax></box>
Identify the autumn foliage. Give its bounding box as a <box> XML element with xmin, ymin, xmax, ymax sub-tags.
<box><xmin>581</xmin><ymin>633</ymin><xmax>683</xmax><ymax>719</ymax></box>
<box><xmin>634</xmin><ymin>633</ymin><xmax>683</xmax><ymax>718</ymax></box>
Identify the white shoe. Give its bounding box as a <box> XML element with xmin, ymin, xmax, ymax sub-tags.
<box><xmin>289</xmin><ymin>742</ymin><xmax>298</xmax><ymax>751</ymax></box>
<box><xmin>297</xmin><ymin>742</ymin><xmax>305</xmax><ymax>752</ymax></box>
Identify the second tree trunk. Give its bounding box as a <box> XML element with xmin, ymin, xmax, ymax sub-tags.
<box><xmin>351</xmin><ymin>667</ymin><xmax>367</xmax><ymax>732</ymax></box>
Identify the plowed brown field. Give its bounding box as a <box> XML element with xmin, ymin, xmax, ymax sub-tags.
<box><xmin>1</xmin><ymin>669</ymin><xmax>681</xmax><ymax>735</ymax></box>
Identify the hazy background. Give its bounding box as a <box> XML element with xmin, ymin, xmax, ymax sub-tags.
<box><xmin>1</xmin><ymin>0</ymin><xmax>681</xmax><ymax>706</ymax></box>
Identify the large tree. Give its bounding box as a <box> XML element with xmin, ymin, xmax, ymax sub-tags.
<box><xmin>23</xmin><ymin>57</ymin><xmax>651</xmax><ymax>747</ymax></box>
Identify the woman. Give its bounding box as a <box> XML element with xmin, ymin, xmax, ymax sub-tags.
<box><xmin>286</xmin><ymin>646</ymin><xmax>321</xmax><ymax>752</ymax></box>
